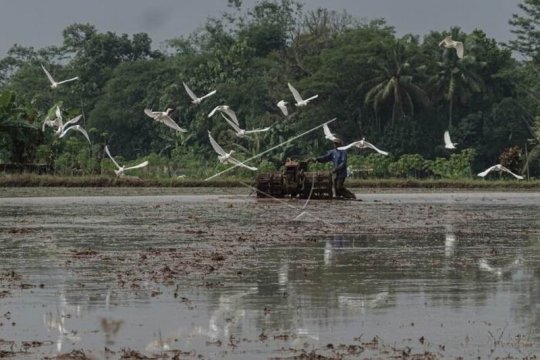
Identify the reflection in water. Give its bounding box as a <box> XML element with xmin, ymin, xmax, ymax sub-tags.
<box><xmin>444</xmin><ymin>227</ymin><xmax>456</xmax><ymax>257</ymax></box>
<box><xmin>278</xmin><ymin>262</ymin><xmax>288</xmax><ymax>288</ymax></box>
<box><xmin>43</xmin><ymin>290</ymin><xmax>81</xmax><ymax>352</ymax></box>
<box><xmin>193</xmin><ymin>286</ymin><xmax>258</xmax><ymax>340</ymax></box>
<box><xmin>338</xmin><ymin>291</ymin><xmax>389</xmax><ymax>313</ymax></box>
<box><xmin>1</xmin><ymin>193</ymin><xmax>540</xmax><ymax>358</ymax></box>
<box><xmin>478</xmin><ymin>257</ymin><xmax>522</xmax><ymax>277</ymax></box>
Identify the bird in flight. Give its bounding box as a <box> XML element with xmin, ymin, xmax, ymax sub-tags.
<box><xmin>477</xmin><ymin>164</ymin><xmax>524</xmax><ymax>180</ymax></box>
<box><xmin>323</xmin><ymin>123</ymin><xmax>339</xmax><ymax>142</ymax></box>
<box><xmin>220</xmin><ymin>113</ymin><xmax>271</xmax><ymax>137</ymax></box>
<box><xmin>208</xmin><ymin>105</ymin><xmax>240</xmax><ymax>126</ymax></box>
<box><xmin>104</xmin><ymin>145</ymin><xmax>149</xmax><ymax>176</ymax></box>
<box><xmin>439</xmin><ymin>36</ymin><xmax>464</xmax><ymax>59</ymax></box>
<box><xmin>338</xmin><ymin>139</ymin><xmax>389</xmax><ymax>155</ymax></box>
<box><xmin>208</xmin><ymin>131</ymin><xmax>257</xmax><ymax>171</ymax></box>
<box><xmin>183</xmin><ymin>82</ymin><xmax>216</xmax><ymax>105</ymax></box>
<box><xmin>41</xmin><ymin>64</ymin><xmax>79</xmax><ymax>89</ymax></box>
<box><xmin>444</xmin><ymin>130</ymin><xmax>457</xmax><ymax>150</ymax></box>
<box><xmin>288</xmin><ymin>83</ymin><xmax>318</xmax><ymax>107</ymax></box>
<box><xmin>42</xmin><ymin>106</ymin><xmax>90</xmax><ymax>144</ymax></box>
<box><xmin>277</xmin><ymin>100</ymin><xmax>289</xmax><ymax>116</ymax></box>
<box><xmin>144</xmin><ymin>108</ymin><xmax>187</xmax><ymax>132</ymax></box>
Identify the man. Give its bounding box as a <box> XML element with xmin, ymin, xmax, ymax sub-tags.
<box><xmin>310</xmin><ymin>138</ymin><xmax>356</xmax><ymax>199</ymax></box>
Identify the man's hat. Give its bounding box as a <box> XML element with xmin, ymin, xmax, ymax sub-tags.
<box><xmin>332</xmin><ymin>137</ymin><xmax>343</xmax><ymax>145</ymax></box>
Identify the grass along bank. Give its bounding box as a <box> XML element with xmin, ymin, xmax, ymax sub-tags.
<box><xmin>1</xmin><ymin>174</ymin><xmax>539</xmax><ymax>189</ymax></box>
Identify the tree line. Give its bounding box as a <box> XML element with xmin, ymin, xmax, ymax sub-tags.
<box><xmin>0</xmin><ymin>0</ymin><xmax>539</xmax><ymax>178</ymax></box>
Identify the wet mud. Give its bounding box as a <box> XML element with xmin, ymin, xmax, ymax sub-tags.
<box><xmin>0</xmin><ymin>190</ymin><xmax>539</xmax><ymax>359</ymax></box>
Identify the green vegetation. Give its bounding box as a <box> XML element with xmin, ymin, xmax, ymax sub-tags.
<box><xmin>1</xmin><ymin>0</ymin><xmax>540</xmax><ymax>183</ymax></box>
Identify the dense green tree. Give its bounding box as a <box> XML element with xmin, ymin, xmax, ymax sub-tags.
<box><xmin>361</xmin><ymin>36</ymin><xmax>430</xmax><ymax>129</ymax></box>
<box><xmin>509</xmin><ymin>0</ymin><xmax>540</xmax><ymax>60</ymax></box>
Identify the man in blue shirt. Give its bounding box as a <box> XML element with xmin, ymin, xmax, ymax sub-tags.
<box><xmin>310</xmin><ymin>138</ymin><xmax>356</xmax><ymax>199</ymax></box>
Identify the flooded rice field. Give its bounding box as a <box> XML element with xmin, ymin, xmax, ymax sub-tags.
<box><xmin>0</xmin><ymin>189</ymin><xmax>539</xmax><ymax>359</ymax></box>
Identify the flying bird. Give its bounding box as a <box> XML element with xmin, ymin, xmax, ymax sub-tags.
<box><xmin>208</xmin><ymin>105</ymin><xmax>240</xmax><ymax>126</ymax></box>
<box><xmin>183</xmin><ymin>82</ymin><xmax>216</xmax><ymax>105</ymax></box>
<box><xmin>439</xmin><ymin>36</ymin><xmax>464</xmax><ymax>59</ymax></box>
<box><xmin>323</xmin><ymin>123</ymin><xmax>339</xmax><ymax>142</ymax></box>
<box><xmin>144</xmin><ymin>108</ymin><xmax>187</xmax><ymax>132</ymax></box>
<box><xmin>277</xmin><ymin>100</ymin><xmax>288</xmax><ymax>116</ymax></box>
<box><xmin>41</xmin><ymin>64</ymin><xmax>79</xmax><ymax>89</ymax></box>
<box><xmin>287</xmin><ymin>83</ymin><xmax>318</xmax><ymax>107</ymax></box>
<box><xmin>43</xmin><ymin>107</ymin><xmax>91</xmax><ymax>143</ymax></box>
<box><xmin>104</xmin><ymin>145</ymin><xmax>149</xmax><ymax>176</ymax></box>
<box><xmin>338</xmin><ymin>138</ymin><xmax>389</xmax><ymax>155</ymax></box>
<box><xmin>220</xmin><ymin>113</ymin><xmax>271</xmax><ymax>137</ymax></box>
<box><xmin>208</xmin><ymin>131</ymin><xmax>257</xmax><ymax>171</ymax></box>
<box><xmin>444</xmin><ymin>130</ymin><xmax>457</xmax><ymax>149</ymax></box>
<box><xmin>58</xmin><ymin>124</ymin><xmax>91</xmax><ymax>144</ymax></box>
<box><xmin>477</xmin><ymin>164</ymin><xmax>524</xmax><ymax>180</ymax></box>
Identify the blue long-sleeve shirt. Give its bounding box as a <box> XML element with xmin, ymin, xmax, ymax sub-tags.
<box><xmin>316</xmin><ymin>148</ymin><xmax>348</xmax><ymax>179</ymax></box>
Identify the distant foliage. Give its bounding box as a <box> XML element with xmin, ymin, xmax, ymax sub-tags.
<box><xmin>0</xmin><ymin>0</ymin><xmax>538</xmax><ymax>180</ymax></box>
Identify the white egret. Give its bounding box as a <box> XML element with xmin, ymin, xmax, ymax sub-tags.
<box><xmin>338</xmin><ymin>138</ymin><xmax>389</xmax><ymax>155</ymax></box>
<box><xmin>439</xmin><ymin>36</ymin><xmax>464</xmax><ymax>59</ymax></box>
<box><xmin>444</xmin><ymin>130</ymin><xmax>457</xmax><ymax>149</ymax></box>
<box><xmin>477</xmin><ymin>164</ymin><xmax>524</xmax><ymax>180</ymax></box>
<box><xmin>104</xmin><ymin>145</ymin><xmax>149</xmax><ymax>176</ymax></box>
<box><xmin>144</xmin><ymin>108</ymin><xmax>187</xmax><ymax>132</ymax></box>
<box><xmin>183</xmin><ymin>82</ymin><xmax>216</xmax><ymax>105</ymax></box>
<box><xmin>208</xmin><ymin>131</ymin><xmax>257</xmax><ymax>171</ymax></box>
<box><xmin>220</xmin><ymin>113</ymin><xmax>271</xmax><ymax>137</ymax></box>
<box><xmin>43</xmin><ymin>107</ymin><xmax>90</xmax><ymax>144</ymax></box>
<box><xmin>323</xmin><ymin>123</ymin><xmax>339</xmax><ymax>142</ymax></box>
<box><xmin>41</xmin><ymin>64</ymin><xmax>79</xmax><ymax>89</ymax></box>
<box><xmin>287</xmin><ymin>83</ymin><xmax>318</xmax><ymax>107</ymax></box>
<box><xmin>59</xmin><ymin>124</ymin><xmax>91</xmax><ymax>144</ymax></box>
<box><xmin>208</xmin><ymin>105</ymin><xmax>240</xmax><ymax>126</ymax></box>
<box><xmin>277</xmin><ymin>100</ymin><xmax>288</xmax><ymax>116</ymax></box>
<box><xmin>42</xmin><ymin>115</ymin><xmax>57</xmax><ymax>132</ymax></box>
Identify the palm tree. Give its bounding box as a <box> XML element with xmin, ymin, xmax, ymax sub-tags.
<box><xmin>429</xmin><ymin>30</ymin><xmax>485</xmax><ymax>128</ymax></box>
<box><xmin>360</xmin><ymin>36</ymin><xmax>430</xmax><ymax>130</ymax></box>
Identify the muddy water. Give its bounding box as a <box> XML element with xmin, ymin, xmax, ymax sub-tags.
<box><xmin>0</xmin><ymin>191</ymin><xmax>539</xmax><ymax>359</ymax></box>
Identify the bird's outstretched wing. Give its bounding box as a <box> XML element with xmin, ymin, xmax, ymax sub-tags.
<box><xmin>200</xmin><ymin>89</ymin><xmax>217</xmax><ymax>100</ymax></box>
<box><xmin>498</xmin><ymin>165</ymin><xmax>524</xmax><ymax>179</ymax></box>
<box><xmin>59</xmin><ymin>125</ymin><xmax>91</xmax><ymax>144</ymax></box>
<box><xmin>41</xmin><ymin>64</ymin><xmax>56</xmax><ymax>85</ymax></box>
<box><xmin>208</xmin><ymin>106</ymin><xmax>221</xmax><ymax>118</ymax></box>
<box><xmin>444</xmin><ymin>130</ymin><xmax>456</xmax><ymax>149</ymax></box>
<box><xmin>337</xmin><ymin>141</ymin><xmax>359</xmax><ymax>151</ymax></box>
<box><xmin>63</xmin><ymin>115</ymin><xmax>82</xmax><ymax>128</ymax></box>
<box><xmin>362</xmin><ymin>140</ymin><xmax>389</xmax><ymax>155</ymax></box>
<box><xmin>455</xmin><ymin>42</ymin><xmax>464</xmax><ymax>59</ymax></box>
<box><xmin>183</xmin><ymin>82</ymin><xmax>198</xmax><ymax>101</ymax></box>
<box><xmin>221</xmin><ymin>107</ymin><xmax>239</xmax><ymax>126</ymax></box>
<box><xmin>160</xmin><ymin>115</ymin><xmax>187</xmax><ymax>132</ymax></box>
<box><xmin>124</xmin><ymin>161</ymin><xmax>149</xmax><ymax>172</ymax></box>
<box><xmin>104</xmin><ymin>145</ymin><xmax>122</xmax><ymax>170</ymax></box>
<box><xmin>57</xmin><ymin>77</ymin><xmax>79</xmax><ymax>85</ymax></box>
<box><xmin>277</xmin><ymin>100</ymin><xmax>288</xmax><ymax>116</ymax></box>
<box><xmin>287</xmin><ymin>83</ymin><xmax>303</xmax><ymax>103</ymax></box>
<box><xmin>477</xmin><ymin>165</ymin><xmax>498</xmax><ymax>177</ymax></box>
<box><xmin>208</xmin><ymin>131</ymin><xmax>227</xmax><ymax>156</ymax></box>
<box><xmin>323</xmin><ymin>123</ymin><xmax>337</xmax><ymax>141</ymax></box>
<box><xmin>220</xmin><ymin>112</ymin><xmax>241</xmax><ymax>133</ymax></box>
<box><xmin>228</xmin><ymin>156</ymin><xmax>257</xmax><ymax>171</ymax></box>
<box><xmin>144</xmin><ymin>109</ymin><xmax>158</xmax><ymax>118</ymax></box>
<box><xmin>244</xmin><ymin>126</ymin><xmax>271</xmax><ymax>134</ymax></box>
